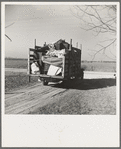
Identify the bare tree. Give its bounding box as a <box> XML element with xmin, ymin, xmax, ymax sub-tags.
<box><xmin>5</xmin><ymin>22</ymin><xmax>15</xmax><ymax>42</ymax></box>
<box><xmin>70</xmin><ymin>5</ymin><xmax>116</xmax><ymax>60</ymax></box>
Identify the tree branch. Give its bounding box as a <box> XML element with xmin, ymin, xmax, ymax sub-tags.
<box><xmin>5</xmin><ymin>34</ymin><xmax>12</xmax><ymax>42</ymax></box>
<box><xmin>92</xmin><ymin>38</ymin><xmax>116</xmax><ymax>61</ymax></box>
<box><xmin>5</xmin><ymin>22</ymin><xmax>15</xmax><ymax>28</ymax></box>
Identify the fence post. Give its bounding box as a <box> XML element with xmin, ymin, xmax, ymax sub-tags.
<box><xmin>44</xmin><ymin>42</ymin><xmax>46</xmax><ymax>46</ymax></box>
<box><xmin>68</xmin><ymin>39</ymin><xmax>72</xmax><ymax>78</ymax></box>
<box><xmin>35</xmin><ymin>39</ymin><xmax>36</xmax><ymax>48</ymax></box>
<box><xmin>69</xmin><ymin>39</ymin><xmax>72</xmax><ymax>51</ymax></box>
<box><xmin>28</xmin><ymin>49</ymin><xmax>30</xmax><ymax>82</ymax></box>
<box><xmin>76</xmin><ymin>42</ymin><xmax>78</xmax><ymax>48</ymax></box>
<box><xmin>80</xmin><ymin>44</ymin><xmax>82</xmax><ymax>70</ymax></box>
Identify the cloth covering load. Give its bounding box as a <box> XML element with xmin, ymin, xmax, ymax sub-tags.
<box><xmin>31</xmin><ymin>39</ymin><xmax>69</xmax><ymax>75</ymax></box>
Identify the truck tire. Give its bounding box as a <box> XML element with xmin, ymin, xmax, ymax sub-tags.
<box><xmin>80</xmin><ymin>69</ymin><xmax>84</xmax><ymax>80</ymax></box>
<box><xmin>81</xmin><ymin>73</ymin><xmax>84</xmax><ymax>80</ymax></box>
<box><xmin>43</xmin><ymin>79</ymin><xmax>48</xmax><ymax>85</ymax></box>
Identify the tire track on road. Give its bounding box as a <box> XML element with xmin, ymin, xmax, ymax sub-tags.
<box><xmin>5</xmin><ymin>85</ymin><xmax>68</xmax><ymax>114</ymax></box>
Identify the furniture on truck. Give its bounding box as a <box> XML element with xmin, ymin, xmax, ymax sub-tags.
<box><xmin>28</xmin><ymin>39</ymin><xmax>84</xmax><ymax>85</ymax></box>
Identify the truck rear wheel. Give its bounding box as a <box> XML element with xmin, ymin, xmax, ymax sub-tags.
<box><xmin>80</xmin><ymin>69</ymin><xmax>84</xmax><ymax>80</ymax></box>
<box><xmin>43</xmin><ymin>79</ymin><xmax>48</xmax><ymax>85</ymax></box>
<box><xmin>81</xmin><ymin>71</ymin><xmax>84</xmax><ymax>80</ymax></box>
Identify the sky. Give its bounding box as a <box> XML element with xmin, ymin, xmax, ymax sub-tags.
<box><xmin>4</xmin><ymin>3</ymin><xmax>117</xmax><ymax>61</ymax></box>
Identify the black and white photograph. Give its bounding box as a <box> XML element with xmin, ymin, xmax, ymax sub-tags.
<box><xmin>2</xmin><ymin>1</ymin><xmax>120</xmax><ymax>147</ymax></box>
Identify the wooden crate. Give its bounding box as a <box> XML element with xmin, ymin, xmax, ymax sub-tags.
<box><xmin>28</xmin><ymin>39</ymin><xmax>82</xmax><ymax>82</ymax></box>
<box><xmin>63</xmin><ymin>47</ymin><xmax>81</xmax><ymax>79</ymax></box>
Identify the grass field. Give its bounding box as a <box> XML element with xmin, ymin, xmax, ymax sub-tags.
<box><xmin>5</xmin><ymin>58</ymin><xmax>116</xmax><ymax>72</ymax></box>
<box><xmin>5</xmin><ymin>58</ymin><xmax>27</xmax><ymax>69</ymax></box>
<box><xmin>81</xmin><ymin>61</ymin><xmax>116</xmax><ymax>72</ymax></box>
<box><xmin>5</xmin><ymin>71</ymin><xmax>38</xmax><ymax>92</ymax></box>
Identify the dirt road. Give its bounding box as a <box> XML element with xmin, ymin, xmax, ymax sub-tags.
<box><xmin>5</xmin><ymin>68</ymin><xmax>116</xmax><ymax>114</ymax></box>
<box><xmin>5</xmin><ymin>69</ymin><xmax>116</xmax><ymax>114</ymax></box>
<box><xmin>5</xmin><ymin>82</ymin><xmax>69</xmax><ymax>114</ymax></box>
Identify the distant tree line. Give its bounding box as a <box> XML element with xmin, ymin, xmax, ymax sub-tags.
<box><xmin>81</xmin><ymin>60</ymin><xmax>116</xmax><ymax>63</ymax></box>
<box><xmin>5</xmin><ymin>57</ymin><xmax>27</xmax><ymax>60</ymax></box>
<box><xmin>5</xmin><ymin>57</ymin><xmax>116</xmax><ymax>63</ymax></box>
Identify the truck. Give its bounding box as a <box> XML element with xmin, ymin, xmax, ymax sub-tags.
<box><xmin>28</xmin><ymin>39</ymin><xmax>84</xmax><ymax>85</ymax></box>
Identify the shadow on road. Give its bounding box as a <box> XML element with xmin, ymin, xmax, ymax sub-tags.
<box><xmin>49</xmin><ymin>78</ymin><xmax>116</xmax><ymax>90</ymax></box>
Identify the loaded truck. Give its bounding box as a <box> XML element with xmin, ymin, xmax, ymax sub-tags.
<box><xmin>28</xmin><ymin>39</ymin><xmax>84</xmax><ymax>85</ymax></box>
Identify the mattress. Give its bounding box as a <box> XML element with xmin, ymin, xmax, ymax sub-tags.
<box><xmin>42</xmin><ymin>56</ymin><xmax>63</xmax><ymax>67</ymax></box>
